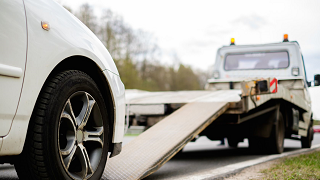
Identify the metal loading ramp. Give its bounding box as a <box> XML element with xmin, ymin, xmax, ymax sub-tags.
<box><xmin>103</xmin><ymin>101</ymin><xmax>229</xmax><ymax>180</ymax></box>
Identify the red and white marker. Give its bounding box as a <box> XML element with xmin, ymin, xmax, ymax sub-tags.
<box><xmin>270</xmin><ymin>78</ymin><xmax>278</xmax><ymax>93</ymax></box>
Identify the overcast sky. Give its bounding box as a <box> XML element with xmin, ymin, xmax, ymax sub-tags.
<box><xmin>59</xmin><ymin>0</ymin><xmax>320</xmax><ymax>81</ymax></box>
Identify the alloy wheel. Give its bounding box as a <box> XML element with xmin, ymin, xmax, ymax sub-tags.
<box><xmin>58</xmin><ymin>91</ymin><xmax>104</xmax><ymax>179</ymax></box>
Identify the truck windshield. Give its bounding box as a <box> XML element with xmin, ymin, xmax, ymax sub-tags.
<box><xmin>224</xmin><ymin>51</ymin><xmax>289</xmax><ymax>70</ymax></box>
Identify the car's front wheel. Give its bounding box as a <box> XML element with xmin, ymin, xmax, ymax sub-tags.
<box><xmin>15</xmin><ymin>70</ymin><xmax>109</xmax><ymax>180</ymax></box>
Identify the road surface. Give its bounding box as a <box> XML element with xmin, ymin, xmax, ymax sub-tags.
<box><xmin>145</xmin><ymin>134</ymin><xmax>320</xmax><ymax>180</ymax></box>
<box><xmin>1</xmin><ymin>134</ymin><xmax>319</xmax><ymax>179</ymax></box>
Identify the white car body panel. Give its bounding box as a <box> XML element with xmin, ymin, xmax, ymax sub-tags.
<box><xmin>0</xmin><ymin>0</ymin><xmax>27</xmax><ymax>136</ymax></box>
<box><xmin>0</xmin><ymin>0</ymin><xmax>125</xmax><ymax>155</ymax></box>
<box><xmin>104</xmin><ymin>70</ymin><xmax>126</xmax><ymax>142</ymax></box>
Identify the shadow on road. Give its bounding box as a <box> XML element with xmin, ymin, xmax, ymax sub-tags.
<box><xmin>145</xmin><ymin>146</ymin><xmax>301</xmax><ymax>180</ymax></box>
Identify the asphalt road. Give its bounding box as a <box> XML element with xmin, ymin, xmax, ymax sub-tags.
<box><xmin>1</xmin><ymin>134</ymin><xmax>319</xmax><ymax>180</ymax></box>
<box><xmin>145</xmin><ymin>133</ymin><xmax>320</xmax><ymax>180</ymax></box>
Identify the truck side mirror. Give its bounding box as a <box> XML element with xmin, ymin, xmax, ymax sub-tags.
<box><xmin>307</xmin><ymin>81</ymin><xmax>311</xmax><ymax>87</ymax></box>
<box><xmin>314</xmin><ymin>74</ymin><xmax>320</xmax><ymax>86</ymax></box>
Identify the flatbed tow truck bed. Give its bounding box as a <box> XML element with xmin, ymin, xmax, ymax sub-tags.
<box><xmin>103</xmin><ymin>90</ymin><xmax>236</xmax><ymax>180</ymax></box>
<box><xmin>102</xmin><ymin>80</ymin><xmax>310</xmax><ymax>180</ymax></box>
<box><xmin>102</xmin><ymin>38</ymin><xmax>314</xmax><ymax>180</ymax></box>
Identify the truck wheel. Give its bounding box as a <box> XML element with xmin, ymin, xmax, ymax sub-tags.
<box><xmin>15</xmin><ymin>70</ymin><xmax>109</xmax><ymax>180</ymax></box>
<box><xmin>267</xmin><ymin>112</ymin><xmax>285</xmax><ymax>154</ymax></box>
<box><xmin>227</xmin><ymin>137</ymin><xmax>239</xmax><ymax>148</ymax></box>
<box><xmin>301</xmin><ymin>125</ymin><xmax>314</xmax><ymax>148</ymax></box>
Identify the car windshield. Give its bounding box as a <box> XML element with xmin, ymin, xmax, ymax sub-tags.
<box><xmin>224</xmin><ymin>51</ymin><xmax>289</xmax><ymax>70</ymax></box>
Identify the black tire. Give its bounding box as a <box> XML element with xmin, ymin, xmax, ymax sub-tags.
<box><xmin>249</xmin><ymin>112</ymin><xmax>285</xmax><ymax>154</ymax></box>
<box><xmin>267</xmin><ymin>112</ymin><xmax>285</xmax><ymax>154</ymax></box>
<box><xmin>301</xmin><ymin>124</ymin><xmax>314</xmax><ymax>148</ymax></box>
<box><xmin>15</xmin><ymin>70</ymin><xmax>110</xmax><ymax>180</ymax></box>
<box><xmin>227</xmin><ymin>137</ymin><xmax>239</xmax><ymax>148</ymax></box>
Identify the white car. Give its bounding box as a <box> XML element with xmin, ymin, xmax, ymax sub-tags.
<box><xmin>0</xmin><ymin>0</ymin><xmax>125</xmax><ymax>179</ymax></box>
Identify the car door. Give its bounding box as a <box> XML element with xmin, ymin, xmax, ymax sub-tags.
<box><xmin>0</xmin><ymin>0</ymin><xmax>27</xmax><ymax>136</ymax></box>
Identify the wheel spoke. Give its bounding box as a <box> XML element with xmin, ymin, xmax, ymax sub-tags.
<box><xmin>77</xmin><ymin>93</ymin><xmax>96</xmax><ymax>129</ymax></box>
<box><xmin>60</xmin><ymin>139</ymin><xmax>76</xmax><ymax>156</ymax></box>
<box><xmin>83</xmin><ymin>127</ymin><xmax>104</xmax><ymax>147</ymax></box>
<box><xmin>60</xmin><ymin>102</ymin><xmax>76</xmax><ymax>156</ymax></box>
<box><xmin>62</xmin><ymin>145</ymin><xmax>77</xmax><ymax>169</ymax></box>
<box><xmin>63</xmin><ymin>99</ymin><xmax>77</xmax><ymax>126</ymax></box>
<box><xmin>78</xmin><ymin>144</ymin><xmax>93</xmax><ymax>179</ymax></box>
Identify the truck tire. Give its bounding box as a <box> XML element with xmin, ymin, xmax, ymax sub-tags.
<box><xmin>301</xmin><ymin>125</ymin><xmax>314</xmax><ymax>148</ymax></box>
<box><xmin>227</xmin><ymin>137</ymin><xmax>239</xmax><ymax>148</ymax></box>
<box><xmin>15</xmin><ymin>70</ymin><xmax>109</xmax><ymax>180</ymax></box>
<box><xmin>267</xmin><ymin>112</ymin><xmax>285</xmax><ymax>154</ymax></box>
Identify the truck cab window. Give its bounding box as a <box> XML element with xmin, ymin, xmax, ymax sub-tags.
<box><xmin>225</xmin><ymin>51</ymin><xmax>289</xmax><ymax>70</ymax></box>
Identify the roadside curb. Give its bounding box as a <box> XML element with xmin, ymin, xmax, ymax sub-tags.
<box><xmin>181</xmin><ymin>144</ymin><xmax>320</xmax><ymax>180</ymax></box>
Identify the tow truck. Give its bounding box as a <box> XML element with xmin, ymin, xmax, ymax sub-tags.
<box><xmin>102</xmin><ymin>35</ymin><xmax>314</xmax><ymax>180</ymax></box>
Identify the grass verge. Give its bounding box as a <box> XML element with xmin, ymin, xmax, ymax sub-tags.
<box><xmin>314</xmin><ymin>121</ymin><xmax>320</xmax><ymax>125</ymax></box>
<box><xmin>261</xmin><ymin>150</ymin><xmax>320</xmax><ymax>179</ymax></box>
<box><xmin>124</xmin><ymin>134</ymin><xmax>140</xmax><ymax>137</ymax></box>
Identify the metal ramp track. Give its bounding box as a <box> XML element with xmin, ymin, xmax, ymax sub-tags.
<box><xmin>102</xmin><ymin>101</ymin><xmax>229</xmax><ymax>180</ymax></box>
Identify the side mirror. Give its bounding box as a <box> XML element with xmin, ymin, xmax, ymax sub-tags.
<box><xmin>314</xmin><ymin>74</ymin><xmax>320</xmax><ymax>86</ymax></box>
<box><xmin>307</xmin><ymin>81</ymin><xmax>311</xmax><ymax>87</ymax></box>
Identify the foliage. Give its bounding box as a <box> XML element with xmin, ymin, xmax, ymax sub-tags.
<box><xmin>66</xmin><ymin>4</ymin><xmax>205</xmax><ymax>91</ymax></box>
<box><xmin>313</xmin><ymin>121</ymin><xmax>320</xmax><ymax>125</ymax></box>
<box><xmin>76</xmin><ymin>3</ymin><xmax>98</xmax><ymax>34</ymax></box>
<box><xmin>261</xmin><ymin>151</ymin><xmax>320</xmax><ymax>179</ymax></box>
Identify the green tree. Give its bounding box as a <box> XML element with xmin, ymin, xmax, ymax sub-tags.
<box><xmin>175</xmin><ymin>64</ymin><xmax>201</xmax><ymax>90</ymax></box>
<box><xmin>114</xmin><ymin>59</ymin><xmax>142</xmax><ymax>89</ymax></box>
<box><xmin>66</xmin><ymin>4</ymin><xmax>205</xmax><ymax>91</ymax></box>
<box><xmin>76</xmin><ymin>3</ymin><xmax>97</xmax><ymax>34</ymax></box>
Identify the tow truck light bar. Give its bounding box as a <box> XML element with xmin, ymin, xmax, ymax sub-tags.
<box><xmin>230</xmin><ymin>38</ymin><xmax>235</xmax><ymax>45</ymax></box>
<box><xmin>283</xmin><ymin>34</ymin><xmax>289</xmax><ymax>42</ymax></box>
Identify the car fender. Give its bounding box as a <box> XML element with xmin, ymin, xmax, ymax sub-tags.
<box><xmin>0</xmin><ymin>0</ymin><xmax>125</xmax><ymax>155</ymax></box>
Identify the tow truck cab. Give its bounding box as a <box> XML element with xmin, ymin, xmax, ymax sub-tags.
<box><xmin>206</xmin><ymin>37</ymin><xmax>311</xmax><ymax>109</ymax></box>
<box><xmin>203</xmin><ymin>35</ymin><xmax>313</xmax><ymax>152</ymax></box>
